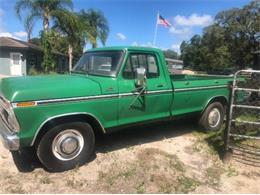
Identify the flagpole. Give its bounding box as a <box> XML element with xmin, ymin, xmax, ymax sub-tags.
<box><xmin>153</xmin><ymin>11</ymin><xmax>159</xmax><ymax>47</ymax></box>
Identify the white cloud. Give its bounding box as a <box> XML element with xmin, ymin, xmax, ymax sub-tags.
<box><xmin>131</xmin><ymin>41</ymin><xmax>155</xmax><ymax>48</ymax></box>
<box><xmin>0</xmin><ymin>32</ymin><xmax>12</xmax><ymax>37</ymax></box>
<box><xmin>0</xmin><ymin>32</ymin><xmax>21</xmax><ymax>40</ymax></box>
<box><xmin>169</xmin><ymin>26</ymin><xmax>192</xmax><ymax>40</ymax></box>
<box><xmin>0</xmin><ymin>29</ymin><xmax>27</xmax><ymax>40</ymax></box>
<box><xmin>116</xmin><ymin>32</ymin><xmax>126</xmax><ymax>41</ymax></box>
<box><xmin>0</xmin><ymin>30</ymin><xmax>27</xmax><ymax>40</ymax></box>
<box><xmin>169</xmin><ymin>26</ymin><xmax>191</xmax><ymax>35</ymax></box>
<box><xmin>141</xmin><ymin>42</ymin><xmax>153</xmax><ymax>47</ymax></box>
<box><xmin>171</xmin><ymin>43</ymin><xmax>181</xmax><ymax>54</ymax></box>
<box><xmin>131</xmin><ymin>41</ymin><xmax>138</xmax><ymax>46</ymax></box>
<box><xmin>0</xmin><ymin>8</ymin><xmax>27</xmax><ymax>40</ymax></box>
<box><xmin>14</xmin><ymin>31</ymin><xmax>27</xmax><ymax>38</ymax></box>
<box><xmin>174</xmin><ymin>14</ymin><xmax>213</xmax><ymax>27</ymax></box>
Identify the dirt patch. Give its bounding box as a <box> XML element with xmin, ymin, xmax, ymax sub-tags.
<box><xmin>97</xmin><ymin>148</ymin><xmax>198</xmax><ymax>193</ymax></box>
<box><xmin>0</xmin><ymin>120</ymin><xmax>259</xmax><ymax>193</ymax></box>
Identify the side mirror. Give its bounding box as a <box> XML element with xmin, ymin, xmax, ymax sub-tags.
<box><xmin>135</xmin><ymin>67</ymin><xmax>146</xmax><ymax>88</ymax></box>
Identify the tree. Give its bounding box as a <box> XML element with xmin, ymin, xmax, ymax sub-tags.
<box><xmin>41</xmin><ymin>31</ymin><xmax>55</xmax><ymax>73</ymax></box>
<box><xmin>215</xmin><ymin>0</ymin><xmax>260</xmax><ymax>69</ymax></box>
<box><xmin>180</xmin><ymin>35</ymin><xmax>204</xmax><ymax>70</ymax></box>
<box><xmin>15</xmin><ymin>0</ymin><xmax>73</xmax><ymax>73</ymax></box>
<box><xmin>180</xmin><ymin>0</ymin><xmax>260</xmax><ymax>72</ymax></box>
<box><xmin>29</xmin><ymin>37</ymin><xmax>41</xmax><ymax>46</ymax></box>
<box><xmin>15</xmin><ymin>0</ymin><xmax>73</xmax><ymax>33</ymax></box>
<box><xmin>163</xmin><ymin>49</ymin><xmax>178</xmax><ymax>59</ymax></box>
<box><xmin>78</xmin><ymin>9</ymin><xmax>109</xmax><ymax>48</ymax></box>
<box><xmin>53</xmin><ymin>10</ymin><xmax>85</xmax><ymax>71</ymax></box>
<box><xmin>200</xmin><ymin>24</ymin><xmax>232</xmax><ymax>70</ymax></box>
<box><xmin>24</xmin><ymin>16</ymin><xmax>35</xmax><ymax>41</ymax></box>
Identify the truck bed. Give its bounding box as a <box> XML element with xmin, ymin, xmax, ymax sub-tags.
<box><xmin>171</xmin><ymin>74</ymin><xmax>234</xmax><ymax>89</ymax></box>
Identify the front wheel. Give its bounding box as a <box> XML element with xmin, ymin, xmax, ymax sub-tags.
<box><xmin>199</xmin><ymin>102</ymin><xmax>225</xmax><ymax>131</ymax></box>
<box><xmin>36</xmin><ymin>122</ymin><xmax>95</xmax><ymax>172</ymax></box>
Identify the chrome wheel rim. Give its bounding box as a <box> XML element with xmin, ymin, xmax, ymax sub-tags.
<box><xmin>52</xmin><ymin>129</ymin><xmax>84</xmax><ymax>161</ymax></box>
<box><xmin>208</xmin><ymin>108</ymin><xmax>221</xmax><ymax>128</ymax></box>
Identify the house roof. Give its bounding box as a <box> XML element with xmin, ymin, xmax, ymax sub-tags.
<box><xmin>0</xmin><ymin>37</ymin><xmax>67</xmax><ymax>56</ymax></box>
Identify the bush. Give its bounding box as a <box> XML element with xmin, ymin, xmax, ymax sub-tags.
<box><xmin>28</xmin><ymin>66</ymin><xmax>41</xmax><ymax>75</ymax></box>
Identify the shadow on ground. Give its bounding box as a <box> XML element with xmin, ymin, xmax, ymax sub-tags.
<box><xmin>11</xmin><ymin>118</ymin><xmax>199</xmax><ymax>173</ymax></box>
<box><xmin>95</xmin><ymin>119</ymin><xmax>198</xmax><ymax>153</ymax></box>
<box><xmin>230</xmin><ymin>142</ymin><xmax>260</xmax><ymax>167</ymax></box>
<box><xmin>204</xmin><ymin>127</ymin><xmax>260</xmax><ymax>168</ymax></box>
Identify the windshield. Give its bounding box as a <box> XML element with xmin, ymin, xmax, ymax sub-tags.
<box><xmin>72</xmin><ymin>51</ymin><xmax>123</xmax><ymax>77</ymax></box>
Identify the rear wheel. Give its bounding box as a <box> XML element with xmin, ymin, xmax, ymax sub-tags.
<box><xmin>36</xmin><ymin>122</ymin><xmax>95</xmax><ymax>172</ymax></box>
<box><xmin>199</xmin><ymin>102</ymin><xmax>225</xmax><ymax>131</ymax></box>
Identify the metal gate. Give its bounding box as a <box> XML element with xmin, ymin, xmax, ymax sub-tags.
<box><xmin>225</xmin><ymin>70</ymin><xmax>260</xmax><ymax>165</ymax></box>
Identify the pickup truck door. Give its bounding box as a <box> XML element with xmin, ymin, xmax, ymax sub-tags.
<box><xmin>118</xmin><ymin>52</ymin><xmax>172</xmax><ymax>125</ymax></box>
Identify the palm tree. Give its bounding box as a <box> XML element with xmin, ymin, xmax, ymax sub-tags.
<box><xmin>79</xmin><ymin>9</ymin><xmax>109</xmax><ymax>48</ymax></box>
<box><xmin>16</xmin><ymin>0</ymin><xmax>73</xmax><ymax>73</ymax></box>
<box><xmin>24</xmin><ymin>16</ymin><xmax>35</xmax><ymax>41</ymax></box>
<box><xmin>15</xmin><ymin>0</ymin><xmax>73</xmax><ymax>34</ymax></box>
<box><xmin>53</xmin><ymin>10</ymin><xmax>85</xmax><ymax>71</ymax></box>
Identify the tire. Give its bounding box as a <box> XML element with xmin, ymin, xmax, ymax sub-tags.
<box><xmin>199</xmin><ymin>102</ymin><xmax>225</xmax><ymax>131</ymax></box>
<box><xmin>11</xmin><ymin>147</ymin><xmax>40</xmax><ymax>172</ymax></box>
<box><xmin>36</xmin><ymin>122</ymin><xmax>95</xmax><ymax>172</ymax></box>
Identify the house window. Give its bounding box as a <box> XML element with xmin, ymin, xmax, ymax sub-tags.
<box><xmin>10</xmin><ymin>53</ymin><xmax>21</xmax><ymax>66</ymax></box>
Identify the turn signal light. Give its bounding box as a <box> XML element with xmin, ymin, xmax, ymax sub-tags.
<box><xmin>15</xmin><ymin>101</ymin><xmax>36</xmax><ymax>107</ymax></box>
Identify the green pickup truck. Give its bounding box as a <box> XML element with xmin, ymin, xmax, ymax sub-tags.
<box><xmin>0</xmin><ymin>46</ymin><xmax>234</xmax><ymax>171</ymax></box>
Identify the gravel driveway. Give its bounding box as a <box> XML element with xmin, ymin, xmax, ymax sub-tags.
<box><xmin>0</xmin><ymin>120</ymin><xmax>259</xmax><ymax>193</ymax></box>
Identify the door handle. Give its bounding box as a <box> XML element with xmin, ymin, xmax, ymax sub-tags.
<box><xmin>185</xmin><ymin>82</ymin><xmax>190</xmax><ymax>85</ymax></box>
<box><xmin>157</xmin><ymin>84</ymin><xmax>164</xmax><ymax>88</ymax></box>
<box><xmin>106</xmin><ymin>87</ymin><xmax>114</xmax><ymax>91</ymax></box>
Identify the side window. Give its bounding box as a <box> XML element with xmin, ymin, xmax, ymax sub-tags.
<box><xmin>138</xmin><ymin>55</ymin><xmax>147</xmax><ymax>68</ymax></box>
<box><xmin>123</xmin><ymin>53</ymin><xmax>159</xmax><ymax>79</ymax></box>
<box><xmin>131</xmin><ymin>55</ymin><xmax>139</xmax><ymax>70</ymax></box>
<box><xmin>123</xmin><ymin>57</ymin><xmax>134</xmax><ymax>79</ymax></box>
<box><xmin>147</xmin><ymin>55</ymin><xmax>159</xmax><ymax>78</ymax></box>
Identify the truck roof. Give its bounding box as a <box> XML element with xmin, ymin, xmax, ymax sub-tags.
<box><xmin>86</xmin><ymin>46</ymin><xmax>162</xmax><ymax>53</ymax></box>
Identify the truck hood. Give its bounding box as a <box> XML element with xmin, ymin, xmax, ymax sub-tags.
<box><xmin>0</xmin><ymin>74</ymin><xmax>101</xmax><ymax>102</ymax></box>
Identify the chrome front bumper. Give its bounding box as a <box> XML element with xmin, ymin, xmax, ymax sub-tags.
<box><xmin>0</xmin><ymin>118</ymin><xmax>19</xmax><ymax>151</ymax></box>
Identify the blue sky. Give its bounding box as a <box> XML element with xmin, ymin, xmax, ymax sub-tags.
<box><xmin>0</xmin><ymin>0</ymin><xmax>252</xmax><ymax>53</ymax></box>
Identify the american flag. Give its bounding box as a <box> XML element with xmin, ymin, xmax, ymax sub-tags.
<box><xmin>157</xmin><ymin>15</ymin><xmax>171</xmax><ymax>28</ymax></box>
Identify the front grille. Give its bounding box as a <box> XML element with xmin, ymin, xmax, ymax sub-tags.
<box><xmin>2</xmin><ymin>109</ymin><xmax>8</xmax><ymax>122</ymax></box>
<box><xmin>0</xmin><ymin>99</ymin><xmax>11</xmax><ymax>131</ymax></box>
<box><xmin>0</xmin><ymin>106</ymin><xmax>9</xmax><ymax>127</ymax></box>
<box><xmin>0</xmin><ymin>96</ymin><xmax>20</xmax><ymax>132</ymax></box>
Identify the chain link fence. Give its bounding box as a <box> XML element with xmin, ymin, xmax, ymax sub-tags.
<box><xmin>225</xmin><ymin>70</ymin><xmax>260</xmax><ymax>166</ymax></box>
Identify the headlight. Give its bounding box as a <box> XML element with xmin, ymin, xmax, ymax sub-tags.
<box><xmin>0</xmin><ymin>96</ymin><xmax>20</xmax><ymax>133</ymax></box>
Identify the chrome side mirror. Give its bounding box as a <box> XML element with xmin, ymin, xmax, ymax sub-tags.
<box><xmin>135</xmin><ymin>67</ymin><xmax>146</xmax><ymax>88</ymax></box>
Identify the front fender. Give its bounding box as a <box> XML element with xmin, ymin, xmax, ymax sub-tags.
<box><xmin>14</xmin><ymin>98</ymin><xmax>118</xmax><ymax>147</ymax></box>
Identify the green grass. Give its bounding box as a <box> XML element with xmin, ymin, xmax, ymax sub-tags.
<box><xmin>190</xmin><ymin>129</ymin><xmax>225</xmax><ymax>156</ymax></box>
<box><xmin>175</xmin><ymin>176</ymin><xmax>201</xmax><ymax>193</ymax></box>
<box><xmin>39</xmin><ymin>176</ymin><xmax>51</xmax><ymax>184</ymax></box>
<box><xmin>226</xmin><ymin>166</ymin><xmax>239</xmax><ymax>177</ymax></box>
<box><xmin>205</xmin><ymin>165</ymin><xmax>224</xmax><ymax>188</ymax></box>
<box><xmin>136</xmin><ymin>181</ymin><xmax>145</xmax><ymax>194</ymax></box>
<box><xmin>235</xmin><ymin>114</ymin><xmax>259</xmax><ymax>122</ymax></box>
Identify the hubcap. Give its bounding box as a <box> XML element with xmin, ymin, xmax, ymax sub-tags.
<box><xmin>52</xmin><ymin>129</ymin><xmax>84</xmax><ymax>161</ymax></box>
<box><xmin>208</xmin><ymin>108</ymin><xmax>221</xmax><ymax>128</ymax></box>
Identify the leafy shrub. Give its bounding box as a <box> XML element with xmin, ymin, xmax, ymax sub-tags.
<box><xmin>28</xmin><ymin>66</ymin><xmax>41</xmax><ymax>75</ymax></box>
